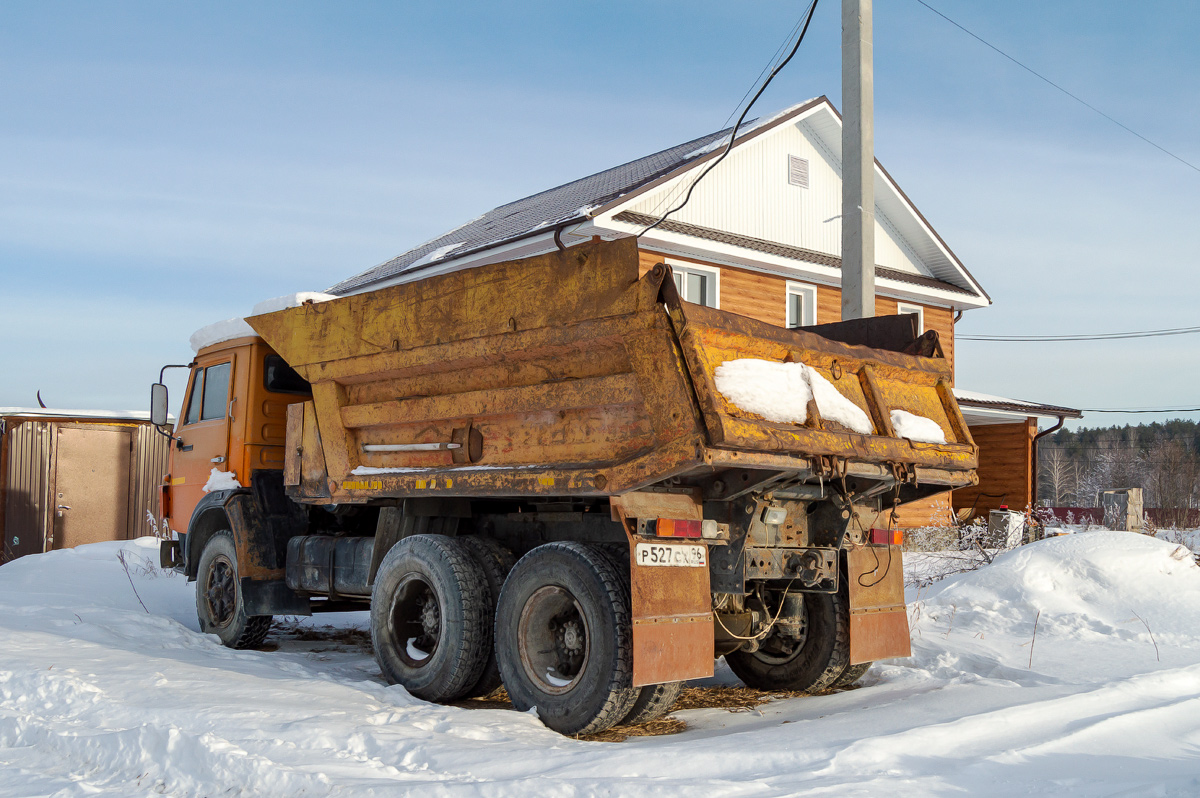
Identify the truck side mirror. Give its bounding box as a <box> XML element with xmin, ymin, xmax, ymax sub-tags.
<box><xmin>150</xmin><ymin>383</ymin><xmax>170</xmax><ymax>427</ymax></box>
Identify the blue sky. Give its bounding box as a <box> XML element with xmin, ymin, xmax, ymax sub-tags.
<box><xmin>2</xmin><ymin>1</ymin><xmax>1197</xmax><ymax>428</ymax></box>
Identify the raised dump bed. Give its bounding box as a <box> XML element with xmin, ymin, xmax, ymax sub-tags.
<box><xmin>247</xmin><ymin>237</ymin><xmax>976</xmax><ymax>503</ymax></box>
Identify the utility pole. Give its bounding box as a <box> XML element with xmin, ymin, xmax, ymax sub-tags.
<box><xmin>841</xmin><ymin>0</ymin><xmax>875</xmax><ymax>321</ymax></box>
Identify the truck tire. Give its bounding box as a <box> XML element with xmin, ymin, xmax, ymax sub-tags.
<box><xmin>834</xmin><ymin>661</ymin><xmax>872</xmax><ymax>688</ymax></box>
<box><xmin>620</xmin><ymin>680</ymin><xmax>683</xmax><ymax>726</ymax></box>
<box><xmin>195</xmin><ymin>531</ymin><xmax>272</xmax><ymax>649</ymax></box>
<box><xmin>458</xmin><ymin>536</ymin><xmax>516</xmax><ymax>699</ymax></box>
<box><xmin>370</xmin><ymin>534</ymin><xmax>491</xmax><ymax>702</ymax></box>
<box><xmin>495</xmin><ymin>542</ymin><xmax>638</xmax><ymax>736</ymax></box>
<box><xmin>725</xmin><ymin>589</ymin><xmax>849</xmax><ymax>694</ymax></box>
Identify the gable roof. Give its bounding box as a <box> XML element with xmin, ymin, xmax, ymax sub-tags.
<box><xmin>327</xmin><ymin>124</ymin><xmax>742</xmax><ymax>295</ymax></box>
<box><xmin>329</xmin><ymin>97</ymin><xmax>988</xmax><ymax>305</ymax></box>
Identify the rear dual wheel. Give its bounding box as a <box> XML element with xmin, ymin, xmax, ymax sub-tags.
<box><xmin>725</xmin><ymin>589</ymin><xmax>850</xmax><ymax>694</ymax></box>
<box><xmin>496</xmin><ymin>542</ymin><xmax>638</xmax><ymax>736</ymax></box>
<box><xmin>370</xmin><ymin>534</ymin><xmax>492</xmax><ymax>702</ymax></box>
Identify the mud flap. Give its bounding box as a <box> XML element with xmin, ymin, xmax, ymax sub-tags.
<box><xmin>613</xmin><ymin>494</ymin><xmax>715</xmax><ymax>687</ymax></box>
<box><xmin>627</xmin><ymin>541</ymin><xmax>715</xmax><ymax>686</ymax></box>
<box><xmin>846</xmin><ymin>545</ymin><xmax>911</xmax><ymax>665</ymax></box>
<box><xmin>241</xmin><ymin>577</ymin><xmax>311</xmax><ymax>616</ymax></box>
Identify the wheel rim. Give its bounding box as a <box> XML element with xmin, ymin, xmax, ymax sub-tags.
<box><xmin>390</xmin><ymin>573</ymin><xmax>442</xmax><ymax>668</ymax></box>
<box><xmin>204</xmin><ymin>554</ymin><xmax>237</xmax><ymax>629</ymax></box>
<box><xmin>517</xmin><ymin>585</ymin><xmax>590</xmax><ymax>695</ymax></box>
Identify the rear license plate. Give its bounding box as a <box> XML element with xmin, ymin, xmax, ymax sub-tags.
<box><xmin>634</xmin><ymin>542</ymin><xmax>707</xmax><ymax>568</ymax></box>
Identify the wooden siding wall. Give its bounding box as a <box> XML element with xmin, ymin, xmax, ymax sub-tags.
<box><xmin>952</xmin><ymin>420</ymin><xmax>1036</xmax><ymax>520</ymax></box>
<box><xmin>639</xmin><ymin>249</ymin><xmax>955</xmax><ymax>377</ymax></box>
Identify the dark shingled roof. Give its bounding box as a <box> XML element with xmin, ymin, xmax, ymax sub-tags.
<box><xmin>327</xmin><ymin>126</ymin><xmax>740</xmax><ymax>294</ymax></box>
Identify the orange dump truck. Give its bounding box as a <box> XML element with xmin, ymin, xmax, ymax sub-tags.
<box><xmin>152</xmin><ymin>238</ymin><xmax>977</xmax><ymax>735</ymax></box>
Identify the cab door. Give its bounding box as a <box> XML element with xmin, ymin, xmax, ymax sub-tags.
<box><xmin>171</xmin><ymin>354</ymin><xmax>236</xmax><ymax>531</ymax></box>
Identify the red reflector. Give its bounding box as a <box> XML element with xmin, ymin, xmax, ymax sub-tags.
<box><xmin>655</xmin><ymin>518</ymin><xmax>702</xmax><ymax>538</ymax></box>
<box><xmin>870</xmin><ymin>528</ymin><xmax>903</xmax><ymax>546</ymax></box>
<box><xmin>158</xmin><ymin>483</ymin><xmax>172</xmax><ymax>521</ymax></box>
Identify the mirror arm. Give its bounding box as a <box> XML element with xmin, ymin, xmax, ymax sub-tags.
<box><xmin>153</xmin><ymin>363</ymin><xmax>195</xmax><ymax>447</ymax></box>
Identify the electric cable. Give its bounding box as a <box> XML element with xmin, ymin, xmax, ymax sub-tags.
<box><xmin>639</xmin><ymin>0</ymin><xmax>821</xmax><ymax>238</ymax></box>
<box><xmin>959</xmin><ymin>325</ymin><xmax>1200</xmax><ymax>342</ymax></box>
<box><xmin>913</xmin><ymin>0</ymin><xmax>1200</xmax><ymax>175</ymax></box>
<box><xmin>1079</xmin><ymin>407</ymin><xmax>1200</xmax><ymax>414</ymax></box>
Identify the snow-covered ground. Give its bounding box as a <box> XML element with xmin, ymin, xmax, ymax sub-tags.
<box><xmin>4</xmin><ymin>532</ymin><xmax>1200</xmax><ymax>796</ymax></box>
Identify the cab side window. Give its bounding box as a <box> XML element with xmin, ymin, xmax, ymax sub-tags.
<box><xmin>183</xmin><ymin>362</ymin><xmax>232</xmax><ymax>425</ymax></box>
<box><xmin>200</xmin><ymin>362</ymin><xmax>231</xmax><ymax>421</ymax></box>
<box><xmin>184</xmin><ymin>373</ymin><xmax>204</xmax><ymax>425</ymax></box>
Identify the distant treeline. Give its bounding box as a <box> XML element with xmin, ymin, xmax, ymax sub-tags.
<box><xmin>1039</xmin><ymin>420</ymin><xmax>1200</xmax><ymax>527</ymax></box>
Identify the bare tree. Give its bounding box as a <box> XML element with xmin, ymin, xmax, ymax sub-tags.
<box><xmin>1143</xmin><ymin>437</ymin><xmax>1199</xmax><ymax>528</ymax></box>
<box><xmin>1039</xmin><ymin>446</ymin><xmax>1075</xmax><ymax>505</ymax></box>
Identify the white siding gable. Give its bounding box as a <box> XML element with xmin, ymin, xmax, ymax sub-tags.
<box><xmin>624</xmin><ymin>115</ymin><xmax>928</xmax><ymax>277</ymax></box>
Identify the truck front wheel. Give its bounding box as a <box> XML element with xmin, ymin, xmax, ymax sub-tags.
<box><xmin>725</xmin><ymin>589</ymin><xmax>849</xmax><ymax>694</ymax></box>
<box><xmin>370</xmin><ymin>534</ymin><xmax>491</xmax><ymax>702</ymax></box>
<box><xmin>195</xmin><ymin>531</ymin><xmax>272</xmax><ymax>649</ymax></box>
<box><xmin>495</xmin><ymin>542</ymin><xmax>638</xmax><ymax>736</ymax></box>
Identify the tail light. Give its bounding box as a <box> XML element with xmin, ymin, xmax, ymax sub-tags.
<box><xmin>870</xmin><ymin>528</ymin><xmax>903</xmax><ymax>546</ymax></box>
<box><xmin>651</xmin><ymin>518</ymin><xmax>702</xmax><ymax>538</ymax></box>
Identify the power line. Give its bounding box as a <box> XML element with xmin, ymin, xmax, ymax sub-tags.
<box><xmin>959</xmin><ymin>325</ymin><xmax>1200</xmax><ymax>342</ymax></box>
<box><xmin>639</xmin><ymin>0</ymin><xmax>821</xmax><ymax>238</ymax></box>
<box><xmin>913</xmin><ymin>0</ymin><xmax>1200</xmax><ymax>175</ymax></box>
<box><xmin>1080</xmin><ymin>407</ymin><xmax>1200</xmax><ymax>414</ymax></box>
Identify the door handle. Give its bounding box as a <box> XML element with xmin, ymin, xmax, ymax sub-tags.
<box><xmin>211</xmin><ymin>456</ymin><xmax>226</xmax><ymax>464</ymax></box>
<box><xmin>57</xmin><ymin>505</ymin><xmax>71</xmax><ymax>510</ymax></box>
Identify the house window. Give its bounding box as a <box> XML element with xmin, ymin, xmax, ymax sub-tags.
<box><xmin>786</xmin><ymin>282</ymin><xmax>817</xmax><ymax>328</ymax></box>
<box><xmin>896</xmin><ymin>303</ymin><xmax>924</xmax><ymax>334</ymax></box>
<box><xmin>670</xmin><ymin>262</ymin><xmax>720</xmax><ymax>308</ymax></box>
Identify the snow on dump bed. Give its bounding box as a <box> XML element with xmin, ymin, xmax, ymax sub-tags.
<box><xmin>890</xmin><ymin>408</ymin><xmax>946</xmax><ymax>443</ymax></box>
<box><xmin>189</xmin><ymin>292</ymin><xmax>337</xmax><ymax>352</ymax></box>
<box><xmin>713</xmin><ymin>358</ymin><xmax>873</xmax><ymax>433</ymax></box>
<box><xmin>5</xmin><ymin>532</ymin><xmax>1200</xmax><ymax>796</ymax></box>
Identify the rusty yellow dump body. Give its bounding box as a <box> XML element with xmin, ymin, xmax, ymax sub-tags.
<box><xmin>247</xmin><ymin>238</ymin><xmax>977</xmax><ymax>504</ymax></box>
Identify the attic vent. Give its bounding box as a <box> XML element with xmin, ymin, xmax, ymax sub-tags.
<box><xmin>788</xmin><ymin>155</ymin><xmax>810</xmax><ymax>189</ymax></box>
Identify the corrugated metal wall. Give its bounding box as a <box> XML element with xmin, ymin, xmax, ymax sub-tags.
<box><xmin>2</xmin><ymin>418</ymin><xmax>173</xmax><ymax>563</ymax></box>
<box><xmin>2</xmin><ymin>420</ymin><xmax>53</xmax><ymax>561</ymax></box>
<box><xmin>130</xmin><ymin>425</ymin><xmax>172</xmax><ymax>538</ymax></box>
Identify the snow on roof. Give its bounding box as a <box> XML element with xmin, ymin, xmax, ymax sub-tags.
<box><xmin>189</xmin><ymin>292</ymin><xmax>336</xmax><ymax>353</ymax></box>
<box><xmin>0</xmin><ymin>407</ymin><xmax>166</xmax><ymax>421</ymax></box>
<box><xmin>953</xmin><ymin>388</ymin><xmax>1082</xmax><ymax>419</ymax></box>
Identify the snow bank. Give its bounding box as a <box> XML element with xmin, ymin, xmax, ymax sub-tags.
<box><xmin>891</xmin><ymin>409</ymin><xmax>946</xmax><ymax>443</ymax></box>
<box><xmin>202</xmin><ymin>468</ymin><xmax>242</xmax><ymax>493</ymax></box>
<box><xmin>714</xmin><ymin>358</ymin><xmax>873</xmax><ymax>433</ymax></box>
<box><xmin>906</xmin><ymin>532</ymin><xmax>1200</xmax><ymax>680</ymax></box>
<box><xmin>5</xmin><ymin>532</ymin><xmax>1200</xmax><ymax>795</ymax></box>
<box><xmin>189</xmin><ymin>292</ymin><xmax>336</xmax><ymax>352</ymax></box>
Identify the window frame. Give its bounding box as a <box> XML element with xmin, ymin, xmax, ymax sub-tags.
<box><xmin>181</xmin><ymin>360</ymin><xmax>233</xmax><ymax>426</ymax></box>
<box><xmin>785</xmin><ymin>282</ymin><xmax>818</xmax><ymax>328</ymax></box>
<box><xmin>896</xmin><ymin>302</ymin><xmax>925</xmax><ymax>335</ymax></box>
<box><xmin>666</xmin><ymin>260</ymin><xmax>721</xmax><ymax>308</ymax></box>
